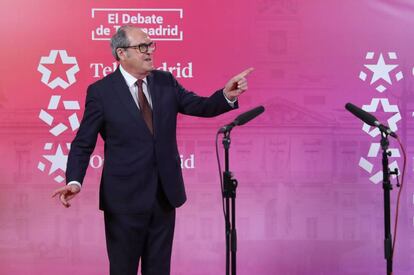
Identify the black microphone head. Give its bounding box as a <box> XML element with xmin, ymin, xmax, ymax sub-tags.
<box><xmin>345</xmin><ymin>102</ymin><xmax>377</xmax><ymax>126</ymax></box>
<box><xmin>235</xmin><ymin>106</ymin><xmax>265</xmax><ymax>126</ymax></box>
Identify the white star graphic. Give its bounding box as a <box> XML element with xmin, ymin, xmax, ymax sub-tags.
<box><xmin>43</xmin><ymin>144</ymin><xmax>68</xmax><ymax>174</ymax></box>
<box><xmin>361</xmin><ymin>98</ymin><xmax>401</xmax><ymax>138</ymax></box>
<box><xmin>364</xmin><ymin>54</ymin><xmax>398</xmax><ymax>85</ymax></box>
<box><xmin>37</xmin><ymin>50</ymin><xmax>80</xmax><ymax>89</ymax></box>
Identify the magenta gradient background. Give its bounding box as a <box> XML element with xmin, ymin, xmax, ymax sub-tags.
<box><xmin>1</xmin><ymin>0</ymin><xmax>414</xmax><ymax>274</ymax></box>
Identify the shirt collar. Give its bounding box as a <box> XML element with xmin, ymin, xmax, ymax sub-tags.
<box><xmin>119</xmin><ymin>64</ymin><xmax>147</xmax><ymax>88</ymax></box>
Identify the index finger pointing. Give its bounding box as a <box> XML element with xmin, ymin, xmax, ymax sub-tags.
<box><xmin>236</xmin><ymin>67</ymin><xmax>254</xmax><ymax>79</ymax></box>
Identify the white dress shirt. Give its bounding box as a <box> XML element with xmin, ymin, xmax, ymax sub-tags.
<box><xmin>119</xmin><ymin>64</ymin><xmax>153</xmax><ymax>109</ymax></box>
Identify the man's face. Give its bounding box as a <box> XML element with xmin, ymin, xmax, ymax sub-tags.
<box><xmin>118</xmin><ymin>28</ymin><xmax>155</xmax><ymax>77</ymax></box>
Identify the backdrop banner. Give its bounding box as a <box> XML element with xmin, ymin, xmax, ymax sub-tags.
<box><xmin>1</xmin><ymin>0</ymin><xmax>414</xmax><ymax>274</ymax></box>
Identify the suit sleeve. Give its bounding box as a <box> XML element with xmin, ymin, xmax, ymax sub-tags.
<box><xmin>65</xmin><ymin>85</ymin><xmax>104</xmax><ymax>185</ymax></box>
<box><xmin>172</xmin><ymin>74</ymin><xmax>238</xmax><ymax>117</ymax></box>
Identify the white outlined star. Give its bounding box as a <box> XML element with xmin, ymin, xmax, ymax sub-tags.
<box><xmin>37</xmin><ymin>50</ymin><xmax>79</xmax><ymax>89</ymax></box>
<box><xmin>361</xmin><ymin>98</ymin><xmax>401</xmax><ymax>138</ymax></box>
<box><xmin>364</xmin><ymin>53</ymin><xmax>398</xmax><ymax>85</ymax></box>
<box><xmin>43</xmin><ymin>144</ymin><xmax>67</xmax><ymax>174</ymax></box>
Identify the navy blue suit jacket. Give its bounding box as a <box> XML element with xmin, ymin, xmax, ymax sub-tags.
<box><xmin>66</xmin><ymin>68</ymin><xmax>236</xmax><ymax>213</ymax></box>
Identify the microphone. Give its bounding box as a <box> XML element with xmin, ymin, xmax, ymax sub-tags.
<box><xmin>219</xmin><ymin>105</ymin><xmax>265</xmax><ymax>133</ymax></box>
<box><xmin>345</xmin><ymin>102</ymin><xmax>398</xmax><ymax>138</ymax></box>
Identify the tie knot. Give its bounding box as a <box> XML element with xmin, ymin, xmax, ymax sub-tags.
<box><xmin>136</xmin><ymin>79</ymin><xmax>144</xmax><ymax>87</ymax></box>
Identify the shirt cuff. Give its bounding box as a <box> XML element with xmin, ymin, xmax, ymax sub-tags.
<box><xmin>223</xmin><ymin>90</ymin><xmax>237</xmax><ymax>108</ymax></box>
<box><xmin>67</xmin><ymin>181</ymin><xmax>82</xmax><ymax>190</ymax></box>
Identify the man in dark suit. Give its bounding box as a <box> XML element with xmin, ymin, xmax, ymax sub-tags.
<box><xmin>52</xmin><ymin>26</ymin><xmax>253</xmax><ymax>275</ymax></box>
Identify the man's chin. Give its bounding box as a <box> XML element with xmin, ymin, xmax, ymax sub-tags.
<box><xmin>145</xmin><ymin>66</ymin><xmax>155</xmax><ymax>72</ymax></box>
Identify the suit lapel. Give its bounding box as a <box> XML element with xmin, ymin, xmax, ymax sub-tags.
<box><xmin>147</xmin><ymin>72</ymin><xmax>158</xmax><ymax>137</ymax></box>
<box><xmin>111</xmin><ymin>68</ymin><xmax>152</xmax><ymax>134</ymax></box>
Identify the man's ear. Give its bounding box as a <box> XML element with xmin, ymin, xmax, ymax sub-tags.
<box><xmin>117</xmin><ymin>48</ymin><xmax>125</xmax><ymax>61</ymax></box>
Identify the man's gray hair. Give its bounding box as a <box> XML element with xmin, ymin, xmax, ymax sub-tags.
<box><xmin>110</xmin><ymin>26</ymin><xmax>132</xmax><ymax>61</ymax></box>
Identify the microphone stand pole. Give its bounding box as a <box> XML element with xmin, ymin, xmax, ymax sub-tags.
<box><xmin>222</xmin><ymin>129</ymin><xmax>238</xmax><ymax>275</ymax></box>
<box><xmin>380</xmin><ymin>131</ymin><xmax>398</xmax><ymax>275</ymax></box>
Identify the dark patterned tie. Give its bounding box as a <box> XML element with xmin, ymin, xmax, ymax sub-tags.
<box><xmin>136</xmin><ymin>79</ymin><xmax>153</xmax><ymax>135</ymax></box>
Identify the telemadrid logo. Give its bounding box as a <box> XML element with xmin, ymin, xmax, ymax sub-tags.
<box><xmin>357</xmin><ymin>51</ymin><xmax>402</xmax><ymax>184</ymax></box>
<box><xmin>37</xmin><ymin>49</ymin><xmax>80</xmax><ymax>182</ymax></box>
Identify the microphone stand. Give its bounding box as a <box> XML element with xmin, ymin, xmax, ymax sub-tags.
<box><xmin>380</xmin><ymin>130</ymin><xmax>398</xmax><ymax>275</ymax></box>
<box><xmin>222</xmin><ymin>129</ymin><xmax>238</xmax><ymax>275</ymax></box>
<box><xmin>345</xmin><ymin>102</ymin><xmax>400</xmax><ymax>274</ymax></box>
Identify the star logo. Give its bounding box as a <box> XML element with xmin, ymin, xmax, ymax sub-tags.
<box><xmin>38</xmin><ymin>143</ymin><xmax>70</xmax><ymax>183</ymax></box>
<box><xmin>361</xmin><ymin>98</ymin><xmax>401</xmax><ymax>137</ymax></box>
<box><xmin>37</xmin><ymin>50</ymin><xmax>80</xmax><ymax>89</ymax></box>
<box><xmin>359</xmin><ymin>52</ymin><xmax>403</xmax><ymax>92</ymax></box>
<box><xmin>364</xmin><ymin>54</ymin><xmax>397</xmax><ymax>84</ymax></box>
<box><xmin>43</xmin><ymin>145</ymin><xmax>68</xmax><ymax>174</ymax></box>
<box><xmin>359</xmin><ymin>143</ymin><xmax>400</xmax><ymax>184</ymax></box>
<box><xmin>38</xmin><ymin>95</ymin><xmax>80</xmax><ymax>136</ymax></box>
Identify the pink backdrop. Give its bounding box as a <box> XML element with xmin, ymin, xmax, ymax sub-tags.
<box><xmin>1</xmin><ymin>0</ymin><xmax>414</xmax><ymax>274</ymax></box>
